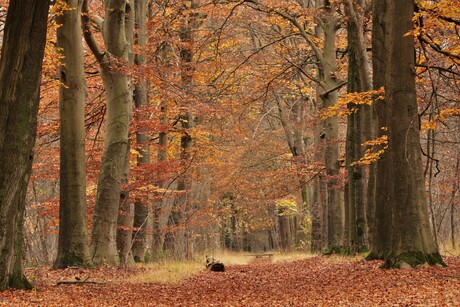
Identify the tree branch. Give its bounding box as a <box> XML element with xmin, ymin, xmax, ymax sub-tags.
<box><xmin>319</xmin><ymin>81</ymin><xmax>347</xmax><ymax>98</ymax></box>
<box><xmin>82</xmin><ymin>0</ymin><xmax>105</xmax><ymax>62</ymax></box>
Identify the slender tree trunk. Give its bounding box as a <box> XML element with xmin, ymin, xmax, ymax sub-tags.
<box><xmin>54</xmin><ymin>0</ymin><xmax>93</xmax><ymax>269</ymax></box>
<box><xmin>152</xmin><ymin>107</ymin><xmax>168</xmax><ymax>257</ymax></box>
<box><xmin>166</xmin><ymin>126</ymin><xmax>193</xmax><ymax>258</ymax></box>
<box><xmin>131</xmin><ymin>0</ymin><xmax>150</xmax><ymax>263</ymax></box>
<box><xmin>0</xmin><ymin>0</ymin><xmax>50</xmax><ymax>289</ymax></box>
<box><xmin>367</xmin><ymin>0</ymin><xmax>391</xmax><ymax>260</ymax></box>
<box><xmin>426</xmin><ymin>127</ymin><xmax>439</xmax><ymax>247</ymax></box>
<box><xmin>321</xmin><ymin>12</ymin><xmax>343</xmax><ymax>253</ymax></box>
<box><xmin>344</xmin><ymin>0</ymin><xmax>371</xmax><ymax>254</ymax></box>
<box><xmin>116</xmin><ymin>3</ymin><xmax>135</xmax><ymax>265</ymax></box>
<box><xmin>451</xmin><ymin>156</ymin><xmax>459</xmax><ymax>250</ymax></box>
<box><xmin>276</xmin><ymin>94</ymin><xmax>309</xmax><ymax>249</ymax></box>
<box><xmin>383</xmin><ymin>0</ymin><xmax>444</xmax><ymax>268</ymax></box>
<box><xmin>311</xmin><ymin>81</ymin><xmax>325</xmax><ymax>253</ymax></box>
<box><xmin>116</xmin><ymin>141</ymin><xmax>134</xmax><ymax>264</ymax></box>
<box><xmin>165</xmin><ymin>2</ymin><xmax>196</xmax><ymax>259</ymax></box>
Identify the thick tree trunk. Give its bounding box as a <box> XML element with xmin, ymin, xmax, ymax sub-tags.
<box><xmin>85</xmin><ymin>0</ymin><xmax>133</xmax><ymax>265</ymax></box>
<box><xmin>382</xmin><ymin>0</ymin><xmax>444</xmax><ymax>268</ymax></box>
<box><xmin>54</xmin><ymin>0</ymin><xmax>93</xmax><ymax>269</ymax></box>
<box><xmin>0</xmin><ymin>0</ymin><xmax>50</xmax><ymax>289</ymax></box>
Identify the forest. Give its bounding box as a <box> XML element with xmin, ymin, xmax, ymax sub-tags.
<box><xmin>0</xmin><ymin>0</ymin><xmax>459</xmax><ymax>305</ymax></box>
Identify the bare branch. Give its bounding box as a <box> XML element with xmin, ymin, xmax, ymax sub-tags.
<box><xmin>319</xmin><ymin>80</ymin><xmax>347</xmax><ymax>98</ymax></box>
<box><xmin>82</xmin><ymin>0</ymin><xmax>105</xmax><ymax>62</ymax></box>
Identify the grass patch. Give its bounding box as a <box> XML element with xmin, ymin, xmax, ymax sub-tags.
<box><xmin>209</xmin><ymin>251</ymin><xmax>252</xmax><ymax>266</ymax></box>
<box><xmin>440</xmin><ymin>242</ymin><xmax>460</xmax><ymax>257</ymax></box>
<box><xmin>128</xmin><ymin>260</ymin><xmax>204</xmax><ymax>285</ymax></box>
<box><xmin>209</xmin><ymin>251</ymin><xmax>314</xmax><ymax>265</ymax></box>
<box><xmin>271</xmin><ymin>252</ymin><xmax>314</xmax><ymax>263</ymax></box>
<box><xmin>127</xmin><ymin>251</ymin><xmax>315</xmax><ymax>285</ymax></box>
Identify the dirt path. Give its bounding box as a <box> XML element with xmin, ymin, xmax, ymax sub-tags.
<box><xmin>1</xmin><ymin>256</ymin><xmax>459</xmax><ymax>306</ymax></box>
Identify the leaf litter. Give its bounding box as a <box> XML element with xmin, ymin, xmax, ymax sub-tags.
<box><xmin>1</xmin><ymin>256</ymin><xmax>459</xmax><ymax>306</ymax></box>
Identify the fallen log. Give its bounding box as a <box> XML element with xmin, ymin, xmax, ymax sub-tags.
<box><xmin>208</xmin><ymin>261</ymin><xmax>225</xmax><ymax>272</ymax></box>
<box><xmin>206</xmin><ymin>256</ymin><xmax>225</xmax><ymax>272</ymax></box>
<box><xmin>56</xmin><ymin>277</ymin><xmax>103</xmax><ymax>286</ymax></box>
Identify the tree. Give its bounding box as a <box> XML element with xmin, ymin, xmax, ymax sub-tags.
<box><xmin>54</xmin><ymin>0</ymin><xmax>93</xmax><ymax>269</ymax></box>
<box><xmin>343</xmin><ymin>0</ymin><xmax>372</xmax><ymax>254</ymax></box>
<box><xmin>0</xmin><ymin>0</ymin><xmax>50</xmax><ymax>289</ymax></box>
<box><xmin>131</xmin><ymin>0</ymin><xmax>150</xmax><ymax>263</ymax></box>
<box><xmin>83</xmin><ymin>0</ymin><xmax>133</xmax><ymax>265</ymax></box>
<box><xmin>382</xmin><ymin>0</ymin><xmax>444</xmax><ymax>268</ymax></box>
<box><xmin>367</xmin><ymin>0</ymin><xmax>391</xmax><ymax>260</ymax></box>
<box><xmin>316</xmin><ymin>0</ymin><xmax>344</xmax><ymax>253</ymax></box>
<box><xmin>164</xmin><ymin>0</ymin><xmax>197</xmax><ymax>259</ymax></box>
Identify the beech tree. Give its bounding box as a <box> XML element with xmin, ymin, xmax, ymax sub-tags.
<box><xmin>165</xmin><ymin>1</ymin><xmax>197</xmax><ymax>259</ymax></box>
<box><xmin>131</xmin><ymin>0</ymin><xmax>150</xmax><ymax>263</ymax></box>
<box><xmin>54</xmin><ymin>0</ymin><xmax>93</xmax><ymax>269</ymax></box>
<box><xmin>82</xmin><ymin>0</ymin><xmax>133</xmax><ymax>265</ymax></box>
<box><xmin>343</xmin><ymin>0</ymin><xmax>372</xmax><ymax>253</ymax></box>
<box><xmin>382</xmin><ymin>0</ymin><xmax>444</xmax><ymax>268</ymax></box>
<box><xmin>367</xmin><ymin>0</ymin><xmax>391</xmax><ymax>260</ymax></box>
<box><xmin>7</xmin><ymin>0</ymin><xmax>457</xmax><ymax>269</ymax></box>
<box><xmin>0</xmin><ymin>0</ymin><xmax>50</xmax><ymax>289</ymax></box>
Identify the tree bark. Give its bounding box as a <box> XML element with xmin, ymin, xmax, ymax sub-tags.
<box><xmin>115</xmin><ymin>2</ymin><xmax>135</xmax><ymax>265</ymax></box>
<box><xmin>0</xmin><ymin>0</ymin><xmax>50</xmax><ymax>289</ymax></box>
<box><xmin>367</xmin><ymin>0</ymin><xmax>391</xmax><ymax>260</ymax></box>
<box><xmin>116</xmin><ymin>141</ymin><xmax>134</xmax><ymax>264</ymax></box>
<box><xmin>321</xmin><ymin>9</ymin><xmax>343</xmax><ymax>253</ymax></box>
<box><xmin>131</xmin><ymin>0</ymin><xmax>150</xmax><ymax>263</ymax></box>
<box><xmin>83</xmin><ymin>0</ymin><xmax>133</xmax><ymax>265</ymax></box>
<box><xmin>54</xmin><ymin>0</ymin><xmax>93</xmax><ymax>269</ymax></box>
<box><xmin>382</xmin><ymin>0</ymin><xmax>444</xmax><ymax>268</ymax></box>
<box><xmin>344</xmin><ymin>0</ymin><xmax>371</xmax><ymax>254</ymax></box>
<box><xmin>151</xmin><ymin>107</ymin><xmax>168</xmax><ymax>257</ymax></box>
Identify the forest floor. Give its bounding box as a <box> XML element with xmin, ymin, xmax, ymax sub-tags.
<box><xmin>1</xmin><ymin>255</ymin><xmax>459</xmax><ymax>306</ymax></box>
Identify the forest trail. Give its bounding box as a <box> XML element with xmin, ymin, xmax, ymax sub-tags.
<box><xmin>1</xmin><ymin>256</ymin><xmax>459</xmax><ymax>306</ymax></box>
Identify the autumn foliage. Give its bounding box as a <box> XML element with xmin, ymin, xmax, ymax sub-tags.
<box><xmin>0</xmin><ymin>0</ymin><xmax>456</xmax><ymax>297</ymax></box>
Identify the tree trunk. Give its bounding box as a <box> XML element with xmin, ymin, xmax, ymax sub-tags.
<box><xmin>367</xmin><ymin>0</ymin><xmax>391</xmax><ymax>260</ymax></box>
<box><xmin>131</xmin><ymin>0</ymin><xmax>150</xmax><ymax>263</ymax></box>
<box><xmin>311</xmin><ymin>87</ymin><xmax>325</xmax><ymax>252</ymax></box>
<box><xmin>116</xmin><ymin>141</ymin><xmax>134</xmax><ymax>264</ymax></box>
<box><xmin>451</xmin><ymin>156</ymin><xmax>459</xmax><ymax>251</ymax></box>
<box><xmin>83</xmin><ymin>0</ymin><xmax>133</xmax><ymax>265</ymax></box>
<box><xmin>54</xmin><ymin>0</ymin><xmax>93</xmax><ymax>269</ymax></box>
<box><xmin>0</xmin><ymin>0</ymin><xmax>50</xmax><ymax>289</ymax></box>
<box><xmin>165</xmin><ymin>2</ymin><xmax>196</xmax><ymax>259</ymax></box>
<box><xmin>116</xmin><ymin>4</ymin><xmax>135</xmax><ymax>265</ymax></box>
<box><xmin>151</xmin><ymin>109</ymin><xmax>168</xmax><ymax>257</ymax></box>
<box><xmin>321</xmin><ymin>12</ymin><xmax>343</xmax><ymax>253</ymax></box>
<box><xmin>382</xmin><ymin>0</ymin><xmax>444</xmax><ymax>268</ymax></box>
<box><xmin>344</xmin><ymin>0</ymin><xmax>371</xmax><ymax>254</ymax></box>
